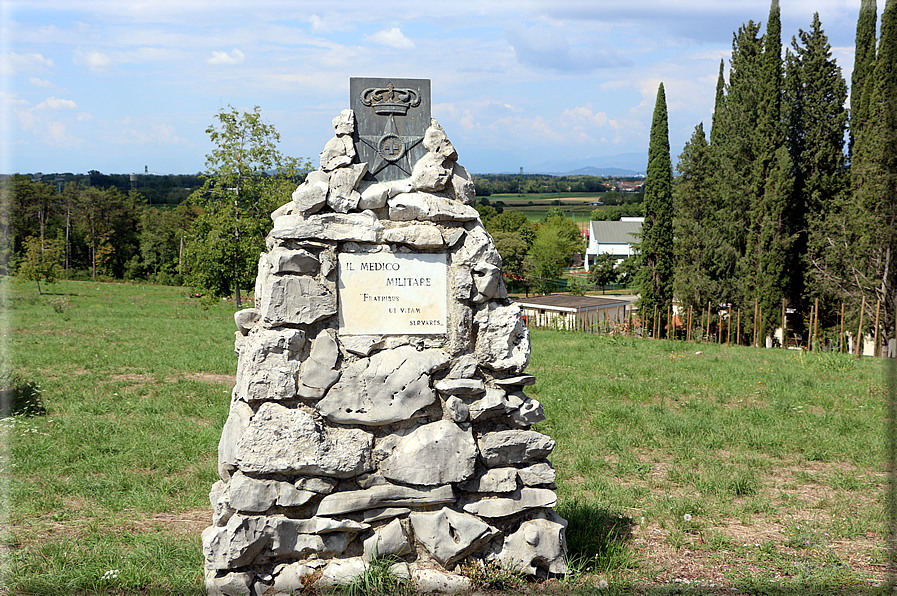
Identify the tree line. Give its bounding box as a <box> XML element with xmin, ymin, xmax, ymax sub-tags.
<box><xmin>638</xmin><ymin>0</ymin><xmax>896</xmax><ymax>352</ymax></box>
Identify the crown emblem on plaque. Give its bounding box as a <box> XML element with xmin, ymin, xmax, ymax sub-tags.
<box><xmin>361</xmin><ymin>82</ymin><xmax>421</xmax><ymax>116</ymax></box>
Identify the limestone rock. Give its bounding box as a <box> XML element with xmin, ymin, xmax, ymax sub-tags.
<box><xmin>362</xmin><ymin>518</ymin><xmax>412</xmax><ymax>561</ymax></box>
<box><xmin>517</xmin><ymin>463</ymin><xmax>557</xmax><ymax>487</ymax></box>
<box><xmin>317</xmin><ymin>346</ymin><xmax>449</xmax><ymax>426</ymax></box>
<box><xmin>447</xmin><ymin>354</ymin><xmax>479</xmax><ymax>379</ymax></box>
<box><xmin>218</xmin><ymin>400</ymin><xmax>254</xmax><ymax>481</ymax></box>
<box><xmin>445</xmin><ymin>395</ymin><xmax>469</xmax><ymax>422</ymax></box>
<box><xmin>422</xmin><ymin>120</ymin><xmax>458</xmax><ymax>160</ymax></box>
<box><xmin>234</xmin><ymin>308</ymin><xmax>260</xmax><ymax>336</ymax></box>
<box><xmin>410</xmin><ymin>507</ymin><xmax>497</xmax><ymax>566</ymax></box>
<box><xmin>328</xmin><ymin>162</ymin><xmax>368</xmax><ymax>213</ymax></box>
<box><xmin>316</xmin><ymin>483</ymin><xmax>455</xmax><ymax>516</ymax></box>
<box><xmin>210</xmin><ymin>480</ymin><xmax>236</xmax><ymax>527</ymax></box>
<box><xmin>477</xmin><ymin>430</ymin><xmax>555</xmax><ymax>467</ymax></box>
<box><xmin>267</xmin><ymin>247</ymin><xmax>318</xmax><ymax>274</ymax></box>
<box><xmin>494</xmin><ymin>374</ymin><xmax>536</xmax><ymax>387</ymax></box>
<box><xmin>434</xmin><ymin>378</ymin><xmax>485</xmax><ymax>396</ymax></box>
<box><xmin>379</xmin><ymin>420</ymin><xmax>477</xmax><ymax>486</ymax></box>
<box><xmin>388</xmin><ymin>192</ymin><xmax>480</xmax><ymax>222</ymax></box>
<box><xmin>291</xmin><ymin>178</ymin><xmax>329</xmax><ymax>216</ymax></box>
<box><xmin>382</xmin><ymin>224</ymin><xmax>445</xmax><ymax>248</ymax></box>
<box><xmin>492</xmin><ymin>511</ymin><xmax>568</xmax><ymax>576</ymax></box>
<box><xmin>203</xmin><ymin>514</ymin><xmax>363</xmax><ymax>569</ymax></box>
<box><xmin>271</xmin><ymin>211</ymin><xmax>382</xmax><ymax>243</ymax></box>
<box><xmin>458</xmin><ymin>467</ymin><xmax>518</xmax><ymax>493</ymax></box>
<box><xmin>450</xmin><ymin>162</ymin><xmax>476</xmax><ymax>205</ymax></box>
<box><xmin>332</xmin><ymin>108</ymin><xmax>355</xmax><ymax>135</ymax></box>
<box><xmin>474</xmin><ymin>302</ymin><xmax>530</xmax><ymax>372</ymax></box>
<box><xmin>358</xmin><ymin>182</ymin><xmax>389</xmax><ymax>210</ymax></box>
<box><xmin>272</xmin><ymin>562</ymin><xmax>315</xmax><ymax>594</ymax></box>
<box><xmin>227</xmin><ymin>471</ymin><xmax>279</xmax><ymax>513</ymax></box>
<box><xmin>453</xmin><ymin>222</ymin><xmax>502</xmax><ymax>267</ymax></box>
<box><xmin>320</xmin><ymin>135</ymin><xmax>355</xmax><ymax>171</ymax></box>
<box><xmin>259</xmin><ymin>276</ymin><xmax>336</xmax><ymax>326</ymax></box>
<box><xmin>233</xmin><ymin>328</ymin><xmax>305</xmax><ymax>402</ymax></box>
<box><xmin>410</xmin><ymin>565</ymin><xmax>473</xmax><ymax>594</ymax></box>
<box><xmin>410</xmin><ymin>152</ymin><xmax>451</xmax><ymax>191</ymax></box>
<box><xmin>509</xmin><ymin>396</ymin><xmax>546</xmax><ymax>428</ymax></box>
<box><xmin>235</xmin><ymin>402</ymin><xmax>373</xmax><ymax>478</ymax></box>
<box><xmin>462</xmin><ymin>488</ymin><xmax>557</xmax><ymax>518</ymax></box>
<box><xmin>363</xmin><ymin>507</ymin><xmax>411</xmax><ymax>523</ymax></box>
<box><xmin>454</xmin><ymin>268</ymin><xmax>474</xmax><ymax>302</ymax></box>
<box><xmin>318</xmin><ymin>557</ymin><xmax>368</xmax><ymax>586</ymax></box>
<box><xmin>297</xmin><ymin>329</ymin><xmax>340</xmax><ymax>399</ymax></box>
<box><xmin>469</xmin><ymin>388</ymin><xmax>523</xmax><ymax>422</ymax></box>
<box><xmin>340</xmin><ymin>335</ymin><xmax>384</xmax><ymax>356</ymax></box>
<box><xmin>472</xmin><ymin>262</ymin><xmax>506</xmax><ymax>303</ymax></box>
<box><xmin>270</xmin><ymin>200</ymin><xmax>295</xmax><ymax>220</ymax></box>
<box><xmin>442</xmin><ymin>227</ymin><xmax>465</xmax><ymax>247</ymax></box>
<box><xmin>205</xmin><ymin>570</ymin><xmax>253</xmax><ymax>596</ymax></box>
<box><xmin>295</xmin><ymin>475</ymin><xmax>338</xmax><ymax>494</ymax></box>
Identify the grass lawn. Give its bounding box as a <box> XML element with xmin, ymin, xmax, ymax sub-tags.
<box><xmin>1</xmin><ymin>280</ymin><xmax>893</xmax><ymax>594</ymax></box>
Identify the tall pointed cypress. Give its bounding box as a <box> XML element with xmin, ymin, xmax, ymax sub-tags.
<box><xmin>710</xmin><ymin>59</ymin><xmax>726</xmax><ymax>147</ymax></box>
<box><xmin>637</xmin><ymin>83</ymin><xmax>674</xmax><ymax>336</ymax></box>
<box><xmin>712</xmin><ymin>21</ymin><xmax>763</xmax><ymax>307</ymax></box>
<box><xmin>853</xmin><ymin>0</ymin><xmax>897</xmax><ymax>345</ymax></box>
<box><xmin>674</xmin><ymin>124</ymin><xmax>714</xmax><ymax>315</ymax></box>
<box><xmin>850</xmin><ymin>0</ymin><xmax>878</xmax><ymax>162</ymax></box>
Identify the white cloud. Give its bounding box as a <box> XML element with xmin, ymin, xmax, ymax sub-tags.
<box><xmin>365</xmin><ymin>28</ymin><xmax>415</xmax><ymax>50</ymax></box>
<box><xmin>0</xmin><ymin>52</ymin><xmax>55</xmax><ymax>76</ymax></box>
<box><xmin>208</xmin><ymin>48</ymin><xmax>245</xmax><ymax>65</ymax></box>
<box><xmin>29</xmin><ymin>77</ymin><xmax>55</xmax><ymax>88</ymax></box>
<box><xmin>120</xmin><ymin>122</ymin><xmax>189</xmax><ymax>146</ymax></box>
<box><xmin>38</xmin><ymin>97</ymin><xmax>78</xmax><ymax>110</ymax></box>
<box><xmin>73</xmin><ymin>50</ymin><xmax>114</xmax><ymax>72</ymax></box>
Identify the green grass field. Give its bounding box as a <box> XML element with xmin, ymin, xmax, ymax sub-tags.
<box><xmin>1</xmin><ymin>280</ymin><xmax>893</xmax><ymax>595</ymax></box>
<box><xmin>484</xmin><ymin>193</ymin><xmax>606</xmax><ymax>223</ymax></box>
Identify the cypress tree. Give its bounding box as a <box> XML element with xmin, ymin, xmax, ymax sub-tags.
<box><xmin>786</xmin><ymin>13</ymin><xmax>848</xmax><ymax>317</ymax></box>
<box><xmin>852</xmin><ymin>0</ymin><xmax>897</xmax><ymax>345</ymax></box>
<box><xmin>711</xmin><ymin>21</ymin><xmax>763</xmax><ymax>307</ymax></box>
<box><xmin>745</xmin><ymin>0</ymin><xmax>800</xmax><ymax>340</ymax></box>
<box><xmin>850</xmin><ymin>0</ymin><xmax>878</xmax><ymax>162</ymax></box>
<box><xmin>637</xmin><ymin>83</ymin><xmax>675</xmax><ymax>336</ymax></box>
<box><xmin>710</xmin><ymin>59</ymin><xmax>726</xmax><ymax>147</ymax></box>
<box><xmin>673</xmin><ymin>124</ymin><xmax>715</xmax><ymax>316</ymax></box>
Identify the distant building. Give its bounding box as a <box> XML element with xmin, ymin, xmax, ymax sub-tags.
<box><xmin>584</xmin><ymin>219</ymin><xmax>643</xmax><ymax>272</ymax></box>
<box><xmin>515</xmin><ymin>294</ymin><xmax>630</xmax><ymax>330</ymax></box>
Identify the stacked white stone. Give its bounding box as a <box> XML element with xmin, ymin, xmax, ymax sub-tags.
<box><xmin>203</xmin><ymin>110</ymin><xmax>568</xmax><ymax>596</ymax></box>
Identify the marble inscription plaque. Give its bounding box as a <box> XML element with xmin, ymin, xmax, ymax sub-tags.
<box><xmin>338</xmin><ymin>252</ymin><xmax>447</xmax><ymax>335</ymax></box>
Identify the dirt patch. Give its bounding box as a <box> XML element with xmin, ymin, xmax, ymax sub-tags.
<box><xmin>185</xmin><ymin>372</ymin><xmax>234</xmax><ymax>385</ymax></box>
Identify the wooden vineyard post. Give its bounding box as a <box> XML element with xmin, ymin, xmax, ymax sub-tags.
<box><xmin>840</xmin><ymin>302</ymin><xmax>845</xmax><ymax>353</ymax></box>
<box><xmin>856</xmin><ymin>296</ymin><xmax>866</xmax><ymax>358</ymax></box>
<box><xmin>652</xmin><ymin>304</ymin><xmax>658</xmax><ymax>339</ymax></box>
<box><xmin>808</xmin><ymin>301</ymin><xmax>815</xmax><ymax>351</ymax></box>
<box><xmin>873</xmin><ymin>299</ymin><xmax>881</xmax><ymax>357</ymax></box>
<box><xmin>726</xmin><ymin>305</ymin><xmax>732</xmax><ymax>346</ymax></box>
<box><xmin>814</xmin><ymin>298</ymin><xmax>820</xmax><ymax>351</ymax></box>
<box><xmin>781</xmin><ymin>298</ymin><xmax>787</xmax><ymax>349</ymax></box>
<box><xmin>737</xmin><ymin>309</ymin><xmax>741</xmax><ymax>346</ymax></box>
<box><xmin>667</xmin><ymin>304</ymin><xmax>672</xmax><ymax>339</ymax></box>
<box><xmin>705</xmin><ymin>302</ymin><xmax>712</xmax><ymax>343</ymax></box>
<box><xmin>759</xmin><ymin>307</ymin><xmax>764</xmax><ymax>347</ymax></box>
<box><xmin>753</xmin><ymin>299</ymin><xmax>759</xmax><ymax>347</ymax></box>
<box><xmin>687</xmin><ymin>306</ymin><xmax>693</xmax><ymax>342</ymax></box>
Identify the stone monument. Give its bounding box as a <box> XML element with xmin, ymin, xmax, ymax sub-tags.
<box><xmin>203</xmin><ymin>78</ymin><xmax>567</xmax><ymax>596</ymax></box>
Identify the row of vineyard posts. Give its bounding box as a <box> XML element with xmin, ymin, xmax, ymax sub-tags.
<box><xmin>527</xmin><ymin>297</ymin><xmax>894</xmax><ymax>358</ymax></box>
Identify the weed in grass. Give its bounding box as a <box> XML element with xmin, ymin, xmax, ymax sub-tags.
<box><xmin>329</xmin><ymin>556</ymin><xmax>414</xmax><ymax>596</ymax></box>
<box><xmin>460</xmin><ymin>559</ymin><xmax>527</xmax><ymax>592</ymax></box>
<box><xmin>0</xmin><ymin>371</ymin><xmax>46</xmax><ymax>417</ymax></box>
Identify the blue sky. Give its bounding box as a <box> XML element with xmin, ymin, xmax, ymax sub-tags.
<box><xmin>1</xmin><ymin>1</ymin><xmax>863</xmax><ymax>176</ymax></box>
